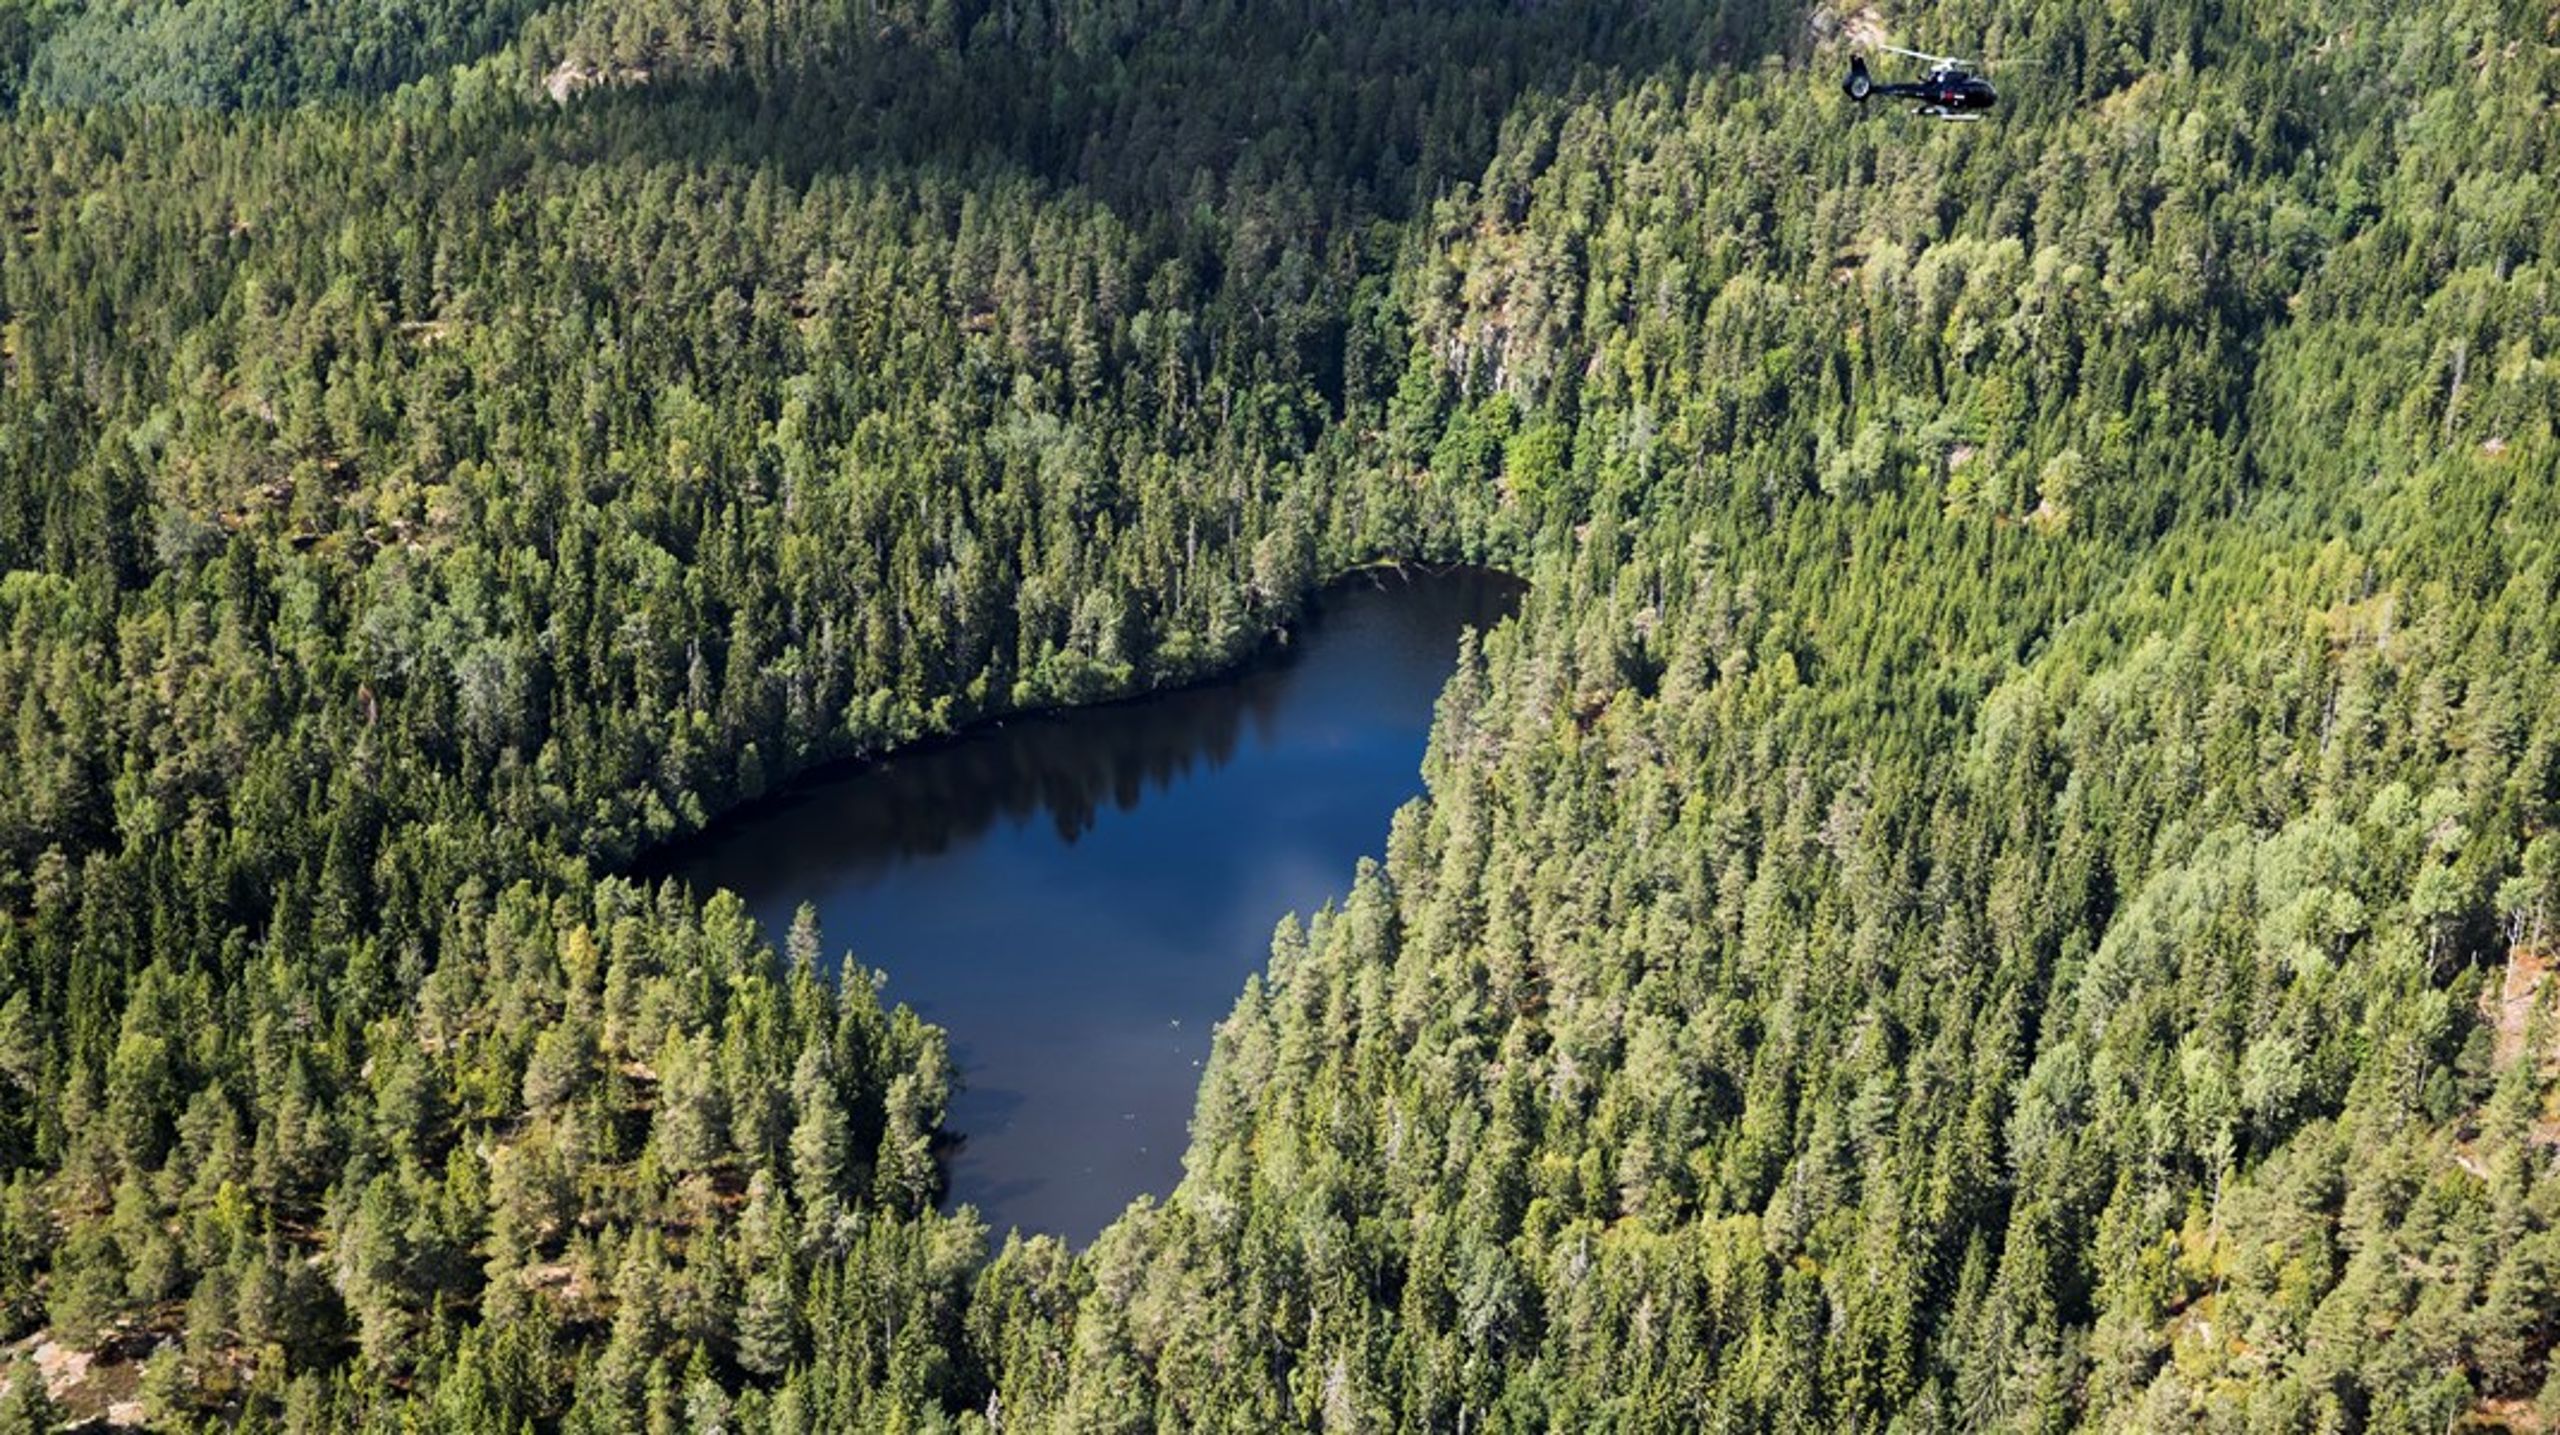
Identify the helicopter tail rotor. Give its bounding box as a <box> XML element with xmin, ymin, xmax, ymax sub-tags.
<box><xmin>1844</xmin><ymin>55</ymin><xmax>1872</xmax><ymax>101</ymax></box>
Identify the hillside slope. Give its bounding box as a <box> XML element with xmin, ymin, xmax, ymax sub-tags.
<box><xmin>1</xmin><ymin>0</ymin><xmax>2556</xmax><ymax>1429</ymax></box>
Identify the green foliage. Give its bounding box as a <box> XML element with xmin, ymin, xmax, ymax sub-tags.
<box><xmin>2</xmin><ymin>0</ymin><xmax>2558</xmax><ymax>1426</ymax></box>
<box><xmin>16</xmin><ymin>0</ymin><xmax>545</xmax><ymax>109</ymax></box>
<box><xmin>0</xmin><ymin>1357</ymin><xmax>58</xmax><ymax>1435</ymax></box>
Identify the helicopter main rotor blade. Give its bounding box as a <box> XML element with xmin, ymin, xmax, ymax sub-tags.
<box><xmin>1880</xmin><ymin>43</ymin><xmax>1970</xmax><ymax>66</ymax></box>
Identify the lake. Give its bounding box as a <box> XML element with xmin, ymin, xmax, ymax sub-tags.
<box><xmin>649</xmin><ymin>566</ymin><xmax>1522</xmax><ymax>1243</ymax></box>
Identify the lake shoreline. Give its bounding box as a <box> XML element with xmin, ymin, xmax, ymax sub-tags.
<box><xmin>647</xmin><ymin>564</ymin><xmax>1525</xmax><ymax>1239</ymax></box>
<box><xmin>631</xmin><ymin>558</ymin><xmax>1523</xmax><ymax>886</ymax></box>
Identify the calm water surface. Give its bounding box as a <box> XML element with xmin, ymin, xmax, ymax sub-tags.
<box><xmin>652</xmin><ymin>567</ymin><xmax>1520</xmax><ymax>1243</ymax></box>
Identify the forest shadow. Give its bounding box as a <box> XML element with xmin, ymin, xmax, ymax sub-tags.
<box><xmin>544</xmin><ymin>0</ymin><xmax>1812</xmax><ymax>232</ymax></box>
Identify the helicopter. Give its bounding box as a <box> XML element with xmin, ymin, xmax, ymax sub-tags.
<box><xmin>1842</xmin><ymin>45</ymin><xmax>1998</xmax><ymax>121</ymax></box>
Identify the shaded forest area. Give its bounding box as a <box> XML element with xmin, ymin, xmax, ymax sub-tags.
<box><xmin>1</xmin><ymin>0</ymin><xmax>2557</xmax><ymax>1428</ymax></box>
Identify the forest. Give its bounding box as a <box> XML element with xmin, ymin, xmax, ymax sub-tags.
<box><xmin>0</xmin><ymin>0</ymin><xmax>2555</xmax><ymax>1428</ymax></box>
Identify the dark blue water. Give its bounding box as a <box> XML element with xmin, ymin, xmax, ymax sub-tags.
<box><xmin>651</xmin><ymin>567</ymin><xmax>1520</xmax><ymax>1243</ymax></box>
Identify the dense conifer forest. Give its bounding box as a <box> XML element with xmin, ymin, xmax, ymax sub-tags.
<box><xmin>0</xmin><ymin>0</ymin><xmax>2555</xmax><ymax>1427</ymax></box>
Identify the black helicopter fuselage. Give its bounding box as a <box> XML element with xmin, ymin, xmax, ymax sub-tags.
<box><xmin>1843</xmin><ymin>56</ymin><xmax>1997</xmax><ymax>117</ymax></box>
